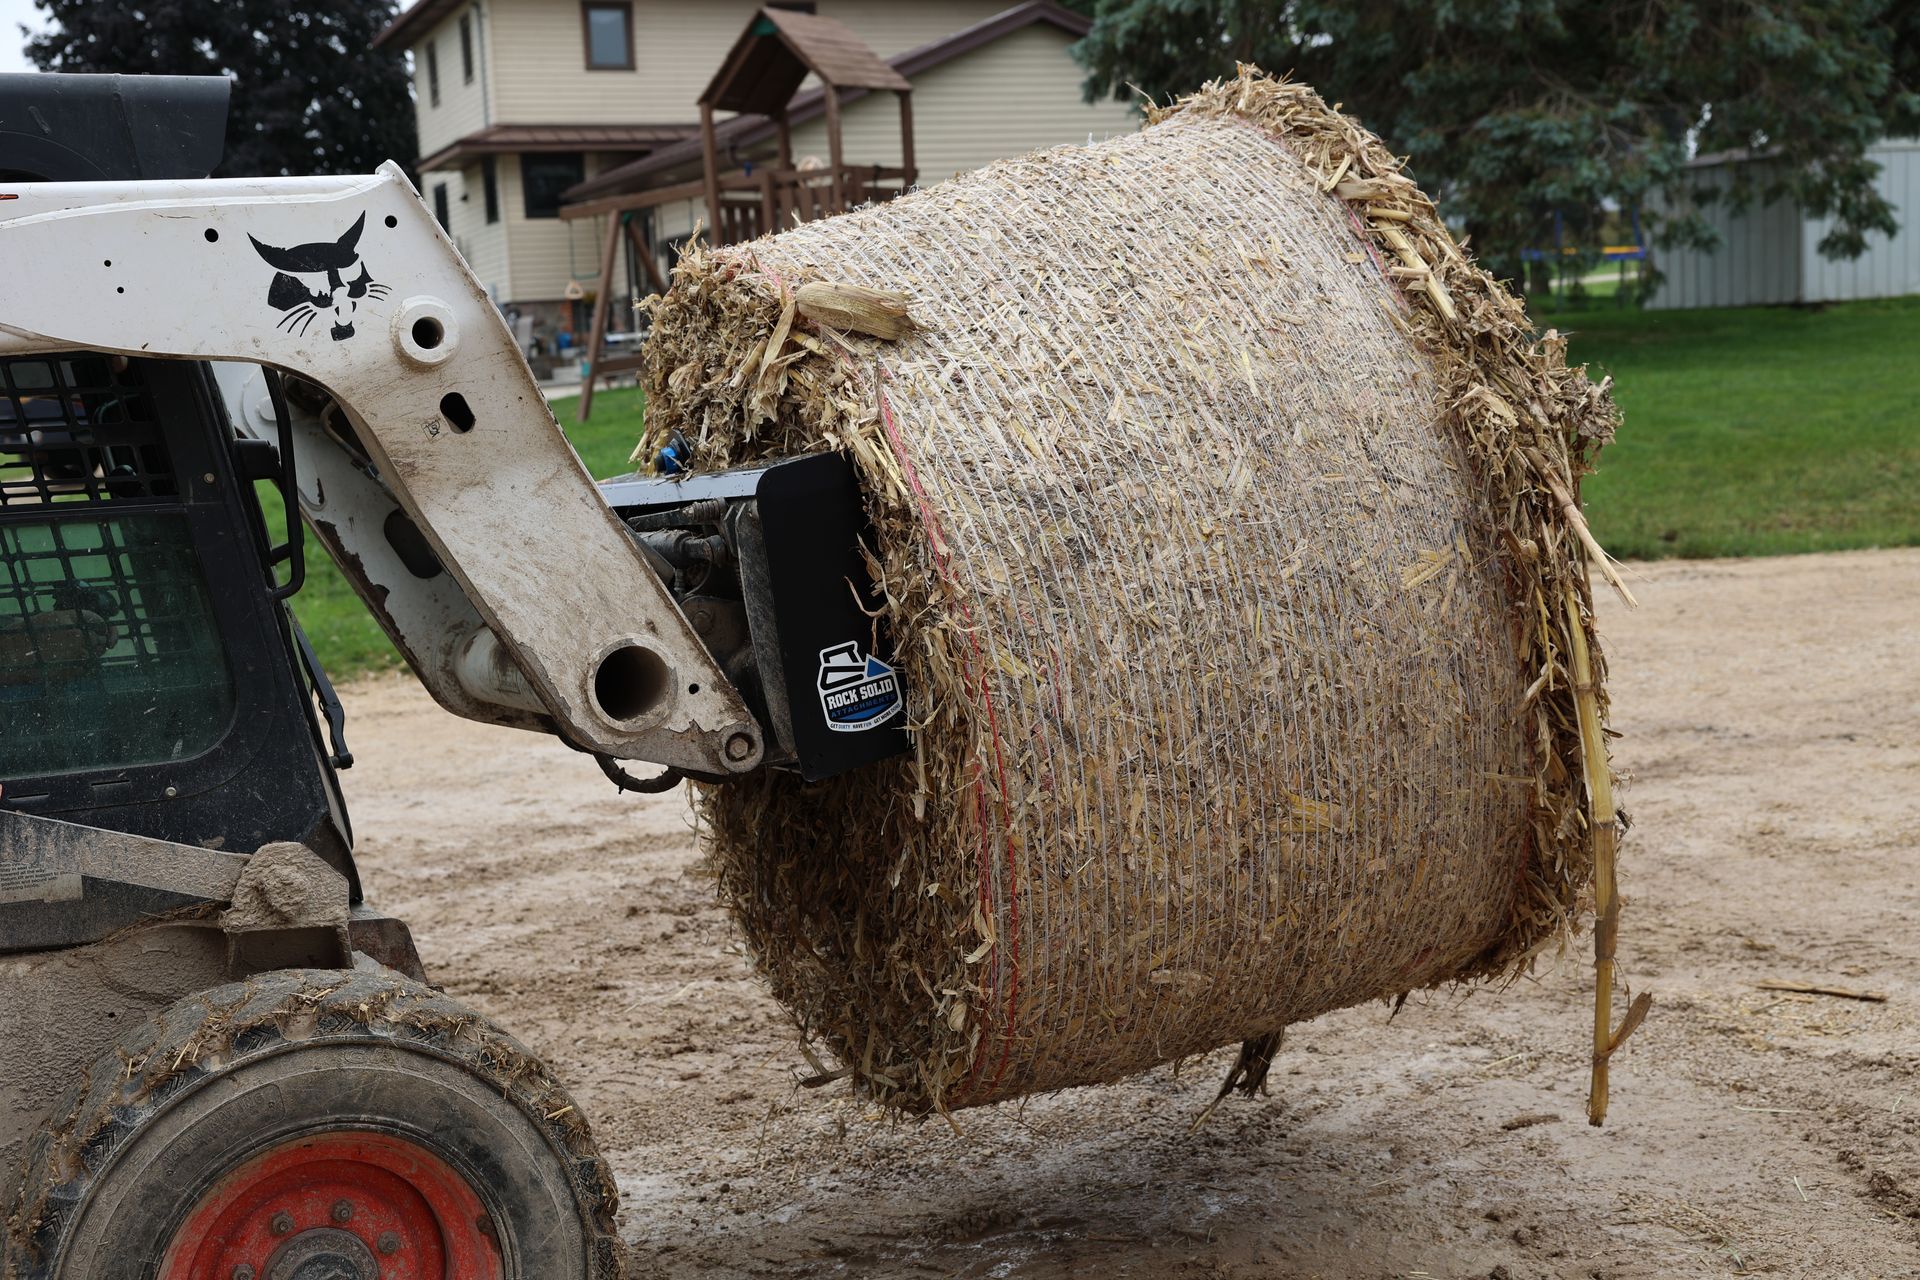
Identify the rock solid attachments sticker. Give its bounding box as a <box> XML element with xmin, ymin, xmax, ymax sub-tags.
<box><xmin>816</xmin><ymin>641</ymin><xmax>903</xmax><ymax>733</ymax></box>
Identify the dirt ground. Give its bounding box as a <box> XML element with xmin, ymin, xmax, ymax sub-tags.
<box><xmin>339</xmin><ymin>548</ymin><xmax>1920</xmax><ymax>1280</ymax></box>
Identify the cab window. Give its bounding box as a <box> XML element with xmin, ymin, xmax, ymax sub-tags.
<box><xmin>0</xmin><ymin>356</ymin><xmax>236</xmax><ymax>780</ymax></box>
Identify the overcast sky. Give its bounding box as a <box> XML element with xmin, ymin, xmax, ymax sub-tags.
<box><xmin>0</xmin><ymin>0</ymin><xmax>45</xmax><ymax>74</ymax></box>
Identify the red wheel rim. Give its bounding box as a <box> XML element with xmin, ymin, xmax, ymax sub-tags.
<box><xmin>156</xmin><ymin>1131</ymin><xmax>503</xmax><ymax>1280</ymax></box>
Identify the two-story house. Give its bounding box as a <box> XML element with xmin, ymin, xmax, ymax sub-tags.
<box><xmin>372</xmin><ymin>0</ymin><xmax>1135</xmax><ymax>335</ymax></box>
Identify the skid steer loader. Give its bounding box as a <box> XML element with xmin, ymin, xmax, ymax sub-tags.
<box><xmin>0</xmin><ymin>74</ymin><xmax>903</xmax><ymax>1279</ymax></box>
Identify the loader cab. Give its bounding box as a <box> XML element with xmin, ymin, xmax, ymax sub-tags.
<box><xmin>0</xmin><ymin>74</ymin><xmax>359</xmax><ymax>940</ymax></box>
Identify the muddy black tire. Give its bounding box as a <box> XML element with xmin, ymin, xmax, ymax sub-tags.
<box><xmin>1</xmin><ymin>967</ymin><xmax>625</xmax><ymax>1280</ymax></box>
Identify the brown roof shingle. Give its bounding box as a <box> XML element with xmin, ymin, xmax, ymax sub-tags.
<box><xmin>418</xmin><ymin>123</ymin><xmax>695</xmax><ymax>173</ymax></box>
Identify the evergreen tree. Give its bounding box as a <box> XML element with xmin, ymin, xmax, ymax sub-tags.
<box><xmin>1072</xmin><ymin>1</ymin><xmax>1920</xmax><ymax>279</ymax></box>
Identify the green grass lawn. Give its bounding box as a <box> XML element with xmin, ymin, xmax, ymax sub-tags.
<box><xmin>1539</xmin><ymin>295</ymin><xmax>1920</xmax><ymax>561</ymax></box>
<box><xmin>292</xmin><ymin>300</ymin><xmax>1920</xmax><ymax>676</ymax></box>
<box><xmin>282</xmin><ymin>385</ymin><xmax>651</xmax><ymax>679</ymax></box>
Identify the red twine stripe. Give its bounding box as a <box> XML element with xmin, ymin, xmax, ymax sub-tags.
<box><xmin>874</xmin><ymin>386</ymin><xmax>1020</xmax><ymax>1104</ymax></box>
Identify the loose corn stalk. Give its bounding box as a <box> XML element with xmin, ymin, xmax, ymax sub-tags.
<box><xmin>794</xmin><ymin>281</ymin><xmax>914</xmax><ymax>340</ymax></box>
<box><xmin>1566</xmin><ymin>582</ymin><xmax>1648</xmax><ymax>1126</ymax></box>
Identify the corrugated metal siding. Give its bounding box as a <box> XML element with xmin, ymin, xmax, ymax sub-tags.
<box><xmin>485</xmin><ymin>0</ymin><xmax>1008</xmax><ymax>128</ymax></box>
<box><xmin>1645</xmin><ymin>162</ymin><xmax>1803</xmax><ymax>310</ymax></box>
<box><xmin>413</xmin><ymin>2</ymin><xmax>491</xmax><ymax>159</ymax></box>
<box><xmin>1800</xmin><ymin>138</ymin><xmax>1920</xmax><ymax>302</ymax></box>
<box><xmin>1647</xmin><ymin>138</ymin><xmax>1920</xmax><ymax>309</ymax></box>
<box><xmin>786</xmin><ymin>23</ymin><xmax>1134</xmax><ymax>183</ymax></box>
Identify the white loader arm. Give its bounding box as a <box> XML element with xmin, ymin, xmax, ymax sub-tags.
<box><xmin>0</xmin><ymin>163</ymin><xmax>763</xmax><ymax>776</ymax></box>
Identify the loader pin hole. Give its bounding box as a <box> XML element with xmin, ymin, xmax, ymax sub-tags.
<box><xmin>594</xmin><ymin>644</ymin><xmax>668</xmax><ymax>722</ymax></box>
<box><xmin>439</xmin><ymin>392</ymin><xmax>475</xmax><ymax>433</ymax></box>
<box><xmin>204</xmin><ymin>228</ymin><xmax>219</xmax><ymax>243</ymax></box>
<box><xmin>384</xmin><ymin>214</ymin><xmax>398</xmax><ymax>228</ymax></box>
<box><xmin>411</xmin><ymin>316</ymin><xmax>445</xmax><ymax>350</ymax></box>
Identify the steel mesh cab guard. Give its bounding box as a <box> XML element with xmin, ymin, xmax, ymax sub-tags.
<box><xmin>0</xmin><ymin>349</ymin><xmax>361</xmax><ymax>945</ymax></box>
<box><xmin>0</xmin><ymin>353</ymin><xmax>235</xmax><ymax>780</ymax></box>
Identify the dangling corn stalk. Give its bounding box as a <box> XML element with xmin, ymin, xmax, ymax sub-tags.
<box><xmin>1565</xmin><ymin>584</ymin><xmax>1650</xmax><ymax>1124</ymax></box>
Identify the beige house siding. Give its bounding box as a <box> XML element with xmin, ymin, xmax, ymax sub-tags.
<box><xmin>484</xmin><ymin>0</ymin><xmax>1009</xmax><ymax>127</ymax></box>
<box><xmin>419</xmin><ymin>154</ymin><xmax>618</xmax><ymax>306</ymax></box>
<box><xmin>389</xmin><ymin>1</ymin><xmax>1124</xmax><ymax>317</ymax></box>
<box><xmin>412</xmin><ymin>2</ymin><xmax>491</xmax><ymax>159</ymax></box>
<box><xmin>788</xmin><ymin>23</ymin><xmax>1134</xmax><ymax>184</ymax></box>
<box><xmin>645</xmin><ymin>194</ymin><xmax>705</xmax><ymax>262</ymax></box>
<box><xmin>646</xmin><ymin>24</ymin><xmax>1137</xmax><ymax>249</ymax></box>
<box><xmin>501</xmin><ymin>154</ymin><xmax>617</xmax><ymax>303</ymax></box>
<box><xmin>449</xmin><ymin>165</ymin><xmax>512</xmax><ymax>295</ymax></box>
<box><xmin>420</xmin><ymin>169</ymin><xmax>467</xmax><ymax>269</ymax></box>
<box><xmin>420</xmin><ymin>167</ymin><xmax>506</xmax><ymax>301</ymax></box>
<box><xmin>799</xmin><ymin>1</ymin><xmax>1023</xmax><ymax>78</ymax></box>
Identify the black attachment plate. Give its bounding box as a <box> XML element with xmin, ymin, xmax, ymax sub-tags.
<box><xmin>601</xmin><ymin>453</ymin><xmax>908</xmax><ymax>781</ymax></box>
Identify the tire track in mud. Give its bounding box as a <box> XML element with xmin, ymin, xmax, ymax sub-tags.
<box><xmin>340</xmin><ymin>549</ymin><xmax>1920</xmax><ymax>1279</ymax></box>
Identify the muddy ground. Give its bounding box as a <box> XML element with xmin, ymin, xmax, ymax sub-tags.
<box><xmin>341</xmin><ymin>549</ymin><xmax>1920</xmax><ymax>1279</ymax></box>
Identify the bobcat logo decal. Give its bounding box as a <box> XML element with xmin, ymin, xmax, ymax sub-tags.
<box><xmin>249</xmin><ymin>212</ymin><xmax>390</xmax><ymax>341</ymax></box>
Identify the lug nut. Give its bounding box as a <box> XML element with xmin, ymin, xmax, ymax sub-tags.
<box><xmin>724</xmin><ymin>732</ymin><xmax>755</xmax><ymax>763</ymax></box>
<box><xmin>269</xmin><ymin>1211</ymin><xmax>293</xmax><ymax>1236</ymax></box>
<box><xmin>377</xmin><ymin>1231</ymin><xmax>401</xmax><ymax>1255</ymax></box>
<box><xmin>330</xmin><ymin>1198</ymin><xmax>353</xmax><ymax>1223</ymax></box>
<box><xmin>232</xmin><ymin>1267</ymin><xmax>256</xmax><ymax>1280</ymax></box>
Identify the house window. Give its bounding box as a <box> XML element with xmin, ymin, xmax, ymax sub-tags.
<box><xmin>581</xmin><ymin>2</ymin><xmax>633</xmax><ymax>70</ymax></box>
<box><xmin>432</xmin><ymin>182</ymin><xmax>450</xmax><ymax>230</ymax></box>
<box><xmin>522</xmin><ymin>154</ymin><xmax>584</xmax><ymax>219</ymax></box>
<box><xmin>459</xmin><ymin>14</ymin><xmax>474</xmax><ymax>84</ymax></box>
<box><xmin>482</xmin><ymin>156</ymin><xmax>499</xmax><ymax>224</ymax></box>
<box><xmin>425</xmin><ymin>40</ymin><xmax>441</xmax><ymax>107</ymax></box>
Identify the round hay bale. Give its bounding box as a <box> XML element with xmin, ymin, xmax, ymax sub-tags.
<box><xmin>639</xmin><ymin>70</ymin><xmax>1619</xmax><ymax>1112</ymax></box>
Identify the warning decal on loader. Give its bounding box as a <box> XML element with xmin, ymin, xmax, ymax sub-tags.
<box><xmin>0</xmin><ymin>862</ymin><xmax>82</xmax><ymax>905</ymax></box>
<box><xmin>816</xmin><ymin>641</ymin><xmax>903</xmax><ymax>732</ymax></box>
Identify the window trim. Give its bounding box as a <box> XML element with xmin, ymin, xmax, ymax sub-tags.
<box><xmin>458</xmin><ymin>13</ymin><xmax>475</xmax><ymax>84</ymax></box>
<box><xmin>424</xmin><ymin>39</ymin><xmax>441</xmax><ymax>107</ymax></box>
<box><xmin>580</xmin><ymin>1</ymin><xmax>635</xmax><ymax>72</ymax></box>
